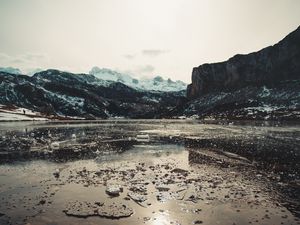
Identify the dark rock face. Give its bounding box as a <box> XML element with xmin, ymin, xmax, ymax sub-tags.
<box><xmin>187</xmin><ymin>26</ymin><xmax>300</xmax><ymax>99</ymax></box>
<box><xmin>0</xmin><ymin>70</ymin><xmax>184</xmax><ymax>119</ymax></box>
<box><xmin>185</xmin><ymin>26</ymin><xmax>300</xmax><ymax>120</ymax></box>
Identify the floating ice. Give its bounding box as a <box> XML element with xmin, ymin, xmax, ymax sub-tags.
<box><xmin>106</xmin><ymin>185</ymin><xmax>123</xmax><ymax>197</ymax></box>
<box><xmin>136</xmin><ymin>134</ymin><xmax>150</xmax><ymax>142</ymax></box>
<box><xmin>50</xmin><ymin>142</ymin><xmax>60</xmax><ymax>150</ymax></box>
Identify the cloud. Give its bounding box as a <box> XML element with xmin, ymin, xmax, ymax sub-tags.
<box><xmin>0</xmin><ymin>53</ymin><xmax>10</xmax><ymax>61</ymax></box>
<box><xmin>23</xmin><ymin>53</ymin><xmax>47</xmax><ymax>60</ymax></box>
<box><xmin>11</xmin><ymin>58</ymin><xmax>26</xmax><ymax>64</ymax></box>
<box><xmin>0</xmin><ymin>53</ymin><xmax>46</xmax><ymax>63</ymax></box>
<box><xmin>122</xmin><ymin>50</ymin><xmax>170</xmax><ymax>60</ymax></box>
<box><xmin>123</xmin><ymin>54</ymin><xmax>135</xmax><ymax>60</ymax></box>
<box><xmin>0</xmin><ymin>52</ymin><xmax>48</xmax><ymax>73</ymax></box>
<box><xmin>142</xmin><ymin>49</ymin><xmax>170</xmax><ymax>57</ymax></box>
<box><xmin>0</xmin><ymin>53</ymin><xmax>26</xmax><ymax>68</ymax></box>
<box><xmin>119</xmin><ymin>64</ymin><xmax>155</xmax><ymax>78</ymax></box>
<box><xmin>136</xmin><ymin>64</ymin><xmax>155</xmax><ymax>73</ymax></box>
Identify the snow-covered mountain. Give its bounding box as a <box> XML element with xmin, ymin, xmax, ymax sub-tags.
<box><xmin>0</xmin><ymin>66</ymin><xmax>187</xmax><ymax>92</ymax></box>
<box><xmin>89</xmin><ymin>67</ymin><xmax>187</xmax><ymax>92</ymax></box>
<box><xmin>0</xmin><ymin>67</ymin><xmax>22</xmax><ymax>75</ymax></box>
<box><xmin>0</xmin><ymin>69</ymin><xmax>186</xmax><ymax>119</ymax></box>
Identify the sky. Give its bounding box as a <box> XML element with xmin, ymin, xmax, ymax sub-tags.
<box><xmin>0</xmin><ymin>0</ymin><xmax>300</xmax><ymax>82</ymax></box>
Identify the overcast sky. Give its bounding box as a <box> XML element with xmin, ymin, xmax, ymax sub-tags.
<box><xmin>0</xmin><ymin>0</ymin><xmax>300</xmax><ymax>82</ymax></box>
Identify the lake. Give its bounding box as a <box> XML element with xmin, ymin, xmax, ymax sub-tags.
<box><xmin>0</xmin><ymin>120</ymin><xmax>299</xmax><ymax>225</ymax></box>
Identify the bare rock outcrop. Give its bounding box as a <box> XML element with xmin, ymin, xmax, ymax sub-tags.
<box><xmin>187</xmin><ymin>26</ymin><xmax>300</xmax><ymax>99</ymax></box>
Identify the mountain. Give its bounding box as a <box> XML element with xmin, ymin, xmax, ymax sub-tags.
<box><xmin>0</xmin><ymin>69</ymin><xmax>185</xmax><ymax>119</ymax></box>
<box><xmin>1</xmin><ymin>26</ymin><xmax>299</xmax><ymax>121</ymax></box>
<box><xmin>184</xmin><ymin>26</ymin><xmax>300</xmax><ymax>120</ymax></box>
<box><xmin>0</xmin><ymin>67</ymin><xmax>22</xmax><ymax>75</ymax></box>
<box><xmin>89</xmin><ymin>67</ymin><xmax>187</xmax><ymax>92</ymax></box>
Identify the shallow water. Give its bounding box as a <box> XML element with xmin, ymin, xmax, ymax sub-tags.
<box><xmin>0</xmin><ymin>120</ymin><xmax>299</xmax><ymax>225</ymax></box>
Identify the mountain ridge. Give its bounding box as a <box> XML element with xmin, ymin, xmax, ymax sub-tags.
<box><xmin>89</xmin><ymin>66</ymin><xmax>187</xmax><ymax>92</ymax></box>
<box><xmin>183</xmin><ymin>26</ymin><xmax>300</xmax><ymax>120</ymax></box>
<box><xmin>0</xmin><ymin>69</ymin><xmax>185</xmax><ymax>119</ymax></box>
<box><xmin>187</xmin><ymin>26</ymin><xmax>300</xmax><ymax>99</ymax></box>
<box><xmin>0</xmin><ymin>67</ymin><xmax>187</xmax><ymax>92</ymax></box>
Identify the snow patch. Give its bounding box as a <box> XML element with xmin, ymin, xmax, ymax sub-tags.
<box><xmin>0</xmin><ymin>67</ymin><xmax>22</xmax><ymax>74</ymax></box>
<box><xmin>244</xmin><ymin>105</ymin><xmax>282</xmax><ymax>113</ymax></box>
<box><xmin>0</xmin><ymin>112</ymin><xmax>48</xmax><ymax>122</ymax></box>
<box><xmin>89</xmin><ymin>67</ymin><xmax>187</xmax><ymax>92</ymax></box>
<box><xmin>0</xmin><ymin>105</ymin><xmax>41</xmax><ymax>116</ymax></box>
<box><xmin>259</xmin><ymin>86</ymin><xmax>271</xmax><ymax>98</ymax></box>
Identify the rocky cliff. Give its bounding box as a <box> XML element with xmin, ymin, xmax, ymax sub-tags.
<box><xmin>187</xmin><ymin>26</ymin><xmax>300</xmax><ymax>99</ymax></box>
<box><xmin>183</xmin><ymin>26</ymin><xmax>300</xmax><ymax>120</ymax></box>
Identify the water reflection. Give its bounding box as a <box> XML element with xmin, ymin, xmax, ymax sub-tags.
<box><xmin>0</xmin><ymin>120</ymin><xmax>299</xmax><ymax>225</ymax></box>
<box><xmin>151</xmin><ymin>213</ymin><xmax>171</xmax><ymax>225</ymax></box>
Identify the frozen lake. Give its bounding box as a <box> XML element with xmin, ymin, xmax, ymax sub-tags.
<box><xmin>0</xmin><ymin>120</ymin><xmax>299</xmax><ymax>225</ymax></box>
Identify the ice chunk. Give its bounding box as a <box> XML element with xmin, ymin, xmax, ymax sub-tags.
<box><xmin>53</xmin><ymin>169</ymin><xmax>60</xmax><ymax>178</ymax></box>
<box><xmin>136</xmin><ymin>134</ymin><xmax>150</xmax><ymax>142</ymax></box>
<box><xmin>105</xmin><ymin>185</ymin><xmax>123</xmax><ymax>197</ymax></box>
<box><xmin>50</xmin><ymin>142</ymin><xmax>60</xmax><ymax>150</ymax></box>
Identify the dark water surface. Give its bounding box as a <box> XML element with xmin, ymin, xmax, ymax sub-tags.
<box><xmin>0</xmin><ymin>120</ymin><xmax>299</xmax><ymax>225</ymax></box>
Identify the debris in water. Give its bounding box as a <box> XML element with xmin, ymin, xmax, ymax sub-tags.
<box><xmin>64</xmin><ymin>201</ymin><xmax>133</xmax><ymax>219</ymax></box>
<box><xmin>53</xmin><ymin>169</ymin><xmax>60</xmax><ymax>178</ymax></box>
<box><xmin>50</xmin><ymin>142</ymin><xmax>60</xmax><ymax>150</ymax></box>
<box><xmin>106</xmin><ymin>185</ymin><xmax>123</xmax><ymax>197</ymax></box>
<box><xmin>136</xmin><ymin>134</ymin><xmax>150</xmax><ymax>142</ymax></box>
<box><xmin>155</xmin><ymin>185</ymin><xmax>170</xmax><ymax>192</ymax></box>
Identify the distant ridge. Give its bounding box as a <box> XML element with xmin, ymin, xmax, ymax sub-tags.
<box><xmin>89</xmin><ymin>66</ymin><xmax>187</xmax><ymax>92</ymax></box>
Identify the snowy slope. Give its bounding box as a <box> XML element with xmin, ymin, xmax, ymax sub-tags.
<box><xmin>0</xmin><ymin>112</ymin><xmax>48</xmax><ymax>121</ymax></box>
<box><xmin>33</xmin><ymin>69</ymin><xmax>114</xmax><ymax>87</ymax></box>
<box><xmin>89</xmin><ymin>67</ymin><xmax>187</xmax><ymax>92</ymax></box>
<box><xmin>0</xmin><ymin>67</ymin><xmax>22</xmax><ymax>75</ymax></box>
<box><xmin>138</xmin><ymin>76</ymin><xmax>187</xmax><ymax>92</ymax></box>
<box><xmin>0</xmin><ymin>105</ymin><xmax>48</xmax><ymax>121</ymax></box>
